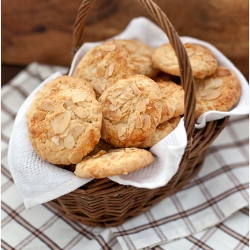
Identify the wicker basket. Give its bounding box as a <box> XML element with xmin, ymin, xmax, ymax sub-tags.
<box><xmin>48</xmin><ymin>0</ymin><xmax>229</xmax><ymax>227</ymax></box>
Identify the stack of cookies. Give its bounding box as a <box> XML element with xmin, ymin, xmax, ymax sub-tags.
<box><xmin>27</xmin><ymin>39</ymin><xmax>241</xmax><ymax>178</ymax></box>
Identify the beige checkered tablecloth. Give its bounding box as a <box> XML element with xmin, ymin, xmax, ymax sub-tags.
<box><xmin>2</xmin><ymin>62</ymin><xmax>249</xmax><ymax>250</ymax></box>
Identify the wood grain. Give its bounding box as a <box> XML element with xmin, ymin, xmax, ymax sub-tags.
<box><xmin>2</xmin><ymin>0</ymin><xmax>249</xmax><ymax>78</ymax></box>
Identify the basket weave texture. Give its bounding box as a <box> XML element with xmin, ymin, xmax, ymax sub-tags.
<box><xmin>48</xmin><ymin>0</ymin><xmax>229</xmax><ymax>227</ymax></box>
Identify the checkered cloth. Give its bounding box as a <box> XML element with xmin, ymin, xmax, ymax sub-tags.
<box><xmin>2</xmin><ymin>62</ymin><xmax>249</xmax><ymax>250</ymax></box>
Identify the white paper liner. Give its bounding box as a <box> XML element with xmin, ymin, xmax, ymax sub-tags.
<box><xmin>8</xmin><ymin>17</ymin><xmax>249</xmax><ymax>209</ymax></box>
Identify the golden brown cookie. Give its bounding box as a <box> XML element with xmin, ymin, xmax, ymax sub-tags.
<box><xmin>73</xmin><ymin>43</ymin><xmax>135</xmax><ymax>96</ymax></box>
<box><xmin>99</xmin><ymin>75</ymin><xmax>163</xmax><ymax>147</ymax></box>
<box><xmin>156</xmin><ymin>81</ymin><xmax>184</xmax><ymax>123</ymax></box>
<box><xmin>152</xmin><ymin>43</ymin><xmax>218</xmax><ymax>79</ymax></box>
<box><xmin>139</xmin><ymin>116</ymin><xmax>181</xmax><ymax>148</ymax></box>
<box><xmin>74</xmin><ymin>147</ymin><xmax>155</xmax><ymax>178</ymax></box>
<box><xmin>27</xmin><ymin>88</ymin><xmax>102</xmax><ymax>165</ymax></box>
<box><xmin>194</xmin><ymin>66</ymin><xmax>242</xmax><ymax>119</ymax></box>
<box><xmin>102</xmin><ymin>39</ymin><xmax>159</xmax><ymax>77</ymax></box>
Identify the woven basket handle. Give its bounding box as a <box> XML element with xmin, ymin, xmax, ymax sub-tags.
<box><xmin>72</xmin><ymin>0</ymin><xmax>196</xmax><ymax>140</ymax></box>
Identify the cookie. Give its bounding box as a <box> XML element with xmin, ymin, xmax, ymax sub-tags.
<box><xmin>152</xmin><ymin>43</ymin><xmax>218</xmax><ymax>79</ymax></box>
<box><xmin>194</xmin><ymin>66</ymin><xmax>241</xmax><ymax>119</ymax></box>
<box><xmin>99</xmin><ymin>75</ymin><xmax>163</xmax><ymax>147</ymax></box>
<box><xmin>139</xmin><ymin>116</ymin><xmax>181</xmax><ymax>148</ymax></box>
<box><xmin>156</xmin><ymin>81</ymin><xmax>184</xmax><ymax>123</ymax></box>
<box><xmin>74</xmin><ymin>147</ymin><xmax>155</xmax><ymax>178</ymax></box>
<box><xmin>27</xmin><ymin>88</ymin><xmax>102</xmax><ymax>165</ymax></box>
<box><xmin>102</xmin><ymin>39</ymin><xmax>159</xmax><ymax>77</ymax></box>
<box><xmin>27</xmin><ymin>76</ymin><xmax>95</xmax><ymax>119</ymax></box>
<box><xmin>73</xmin><ymin>43</ymin><xmax>135</xmax><ymax>96</ymax></box>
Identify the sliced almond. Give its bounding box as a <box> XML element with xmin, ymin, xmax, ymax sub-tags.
<box><xmin>107</xmin><ymin>63</ymin><xmax>114</xmax><ymax>77</ymax></box>
<box><xmin>203</xmin><ymin>90</ymin><xmax>221</xmax><ymax>100</ymax></box>
<box><xmin>108</xmin><ymin>96</ymin><xmax>118</xmax><ymax>106</ymax></box>
<box><xmin>204</xmin><ymin>78</ymin><xmax>222</xmax><ymax>90</ymax></box>
<box><xmin>54</xmin><ymin>100</ymin><xmax>66</xmax><ymax>116</ymax></box>
<box><xmin>110</xmin><ymin>109</ymin><xmax>122</xmax><ymax>121</ymax></box>
<box><xmin>70</xmin><ymin>124</ymin><xmax>85</xmax><ymax>138</ymax></box>
<box><xmin>154</xmin><ymin>117</ymin><xmax>159</xmax><ymax>126</ymax></box>
<box><xmin>87</xmin><ymin>109</ymin><xmax>93</xmax><ymax>119</ymax></box>
<box><xmin>112</xmin><ymin>88</ymin><xmax>124</xmax><ymax>97</ymax></box>
<box><xmin>212</xmin><ymin>78</ymin><xmax>223</xmax><ymax>88</ymax></box>
<box><xmin>128</xmin><ymin>121</ymin><xmax>135</xmax><ymax>135</ymax></box>
<box><xmin>51</xmin><ymin>136</ymin><xmax>60</xmax><ymax>145</ymax></box>
<box><xmin>51</xmin><ymin>138</ymin><xmax>65</xmax><ymax>151</ymax></box>
<box><xmin>136</xmin><ymin>98</ymin><xmax>149</xmax><ymax>112</ymax></box>
<box><xmin>117</xmin><ymin>97</ymin><xmax>127</xmax><ymax>104</ymax></box>
<box><xmin>109</xmin><ymin>103</ymin><xmax>121</xmax><ymax>112</ymax></box>
<box><xmin>68</xmin><ymin>151</ymin><xmax>83</xmax><ymax>164</ymax></box>
<box><xmin>135</xmin><ymin>111</ymin><xmax>143</xmax><ymax>129</ymax></box>
<box><xmin>131</xmin><ymin>84</ymin><xmax>142</xmax><ymax>96</ymax></box>
<box><xmin>60</xmin><ymin>127</ymin><xmax>70</xmax><ymax>138</ymax></box>
<box><xmin>119</xmin><ymin>136</ymin><xmax>126</xmax><ymax>141</ymax></box>
<box><xmin>142</xmin><ymin>113</ymin><xmax>151</xmax><ymax>130</ymax></box>
<box><xmin>72</xmin><ymin>92</ymin><xmax>87</xmax><ymax>103</ymax></box>
<box><xmin>120</xmin><ymin>92</ymin><xmax>134</xmax><ymax>100</ymax></box>
<box><xmin>64</xmin><ymin>133</ymin><xmax>75</xmax><ymax>149</ymax></box>
<box><xmin>74</xmin><ymin>107</ymin><xmax>89</xmax><ymax>119</ymax></box>
<box><xmin>138</xmin><ymin>98</ymin><xmax>149</xmax><ymax>106</ymax></box>
<box><xmin>67</xmin><ymin>108</ymin><xmax>76</xmax><ymax>119</ymax></box>
<box><xmin>53</xmin><ymin>111</ymin><xmax>71</xmax><ymax>134</ymax></box>
<box><xmin>120</xmin><ymin>104</ymin><xmax>130</xmax><ymax>116</ymax></box>
<box><xmin>118</xmin><ymin>124</ymin><xmax>127</xmax><ymax>138</ymax></box>
<box><xmin>40</xmin><ymin>99</ymin><xmax>55</xmax><ymax>112</ymax></box>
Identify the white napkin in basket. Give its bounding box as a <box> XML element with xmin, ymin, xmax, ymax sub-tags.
<box><xmin>8</xmin><ymin>17</ymin><xmax>249</xmax><ymax>209</ymax></box>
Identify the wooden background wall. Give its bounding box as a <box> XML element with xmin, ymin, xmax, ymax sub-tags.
<box><xmin>2</xmin><ymin>0</ymin><xmax>249</xmax><ymax>79</ymax></box>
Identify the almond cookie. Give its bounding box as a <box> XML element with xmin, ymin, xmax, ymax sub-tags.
<box><xmin>156</xmin><ymin>81</ymin><xmax>184</xmax><ymax>123</ymax></box>
<box><xmin>152</xmin><ymin>43</ymin><xmax>218</xmax><ymax>79</ymax></box>
<box><xmin>102</xmin><ymin>39</ymin><xmax>159</xmax><ymax>77</ymax></box>
<box><xmin>27</xmin><ymin>76</ymin><xmax>95</xmax><ymax>119</ymax></box>
<box><xmin>74</xmin><ymin>147</ymin><xmax>155</xmax><ymax>178</ymax></box>
<box><xmin>99</xmin><ymin>75</ymin><xmax>163</xmax><ymax>147</ymax></box>
<box><xmin>73</xmin><ymin>43</ymin><xmax>135</xmax><ymax>96</ymax></box>
<box><xmin>139</xmin><ymin>116</ymin><xmax>181</xmax><ymax>148</ymax></box>
<box><xmin>27</xmin><ymin>88</ymin><xmax>102</xmax><ymax>165</ymax></box>
<box><xmin>194</xmin><ymin>66</ymin><xmax>241</xmax><ymax>119</ymax></box>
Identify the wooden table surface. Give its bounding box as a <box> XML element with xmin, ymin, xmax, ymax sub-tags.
<box><xmin>2</xmin><ymin>0</ymin><xmax>249</xmax><ymax>81</ymax></box>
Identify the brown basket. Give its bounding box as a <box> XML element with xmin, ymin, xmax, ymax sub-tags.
<box><xmin>48</xmin><ymin>0</ymin><xmax>229</xmax><ymax>227</ymax></box>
